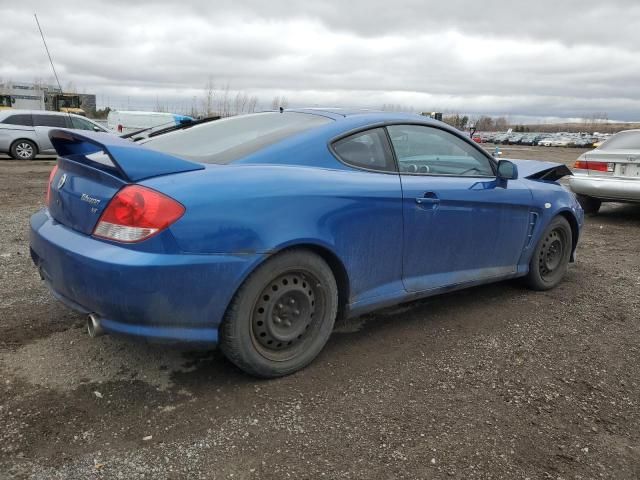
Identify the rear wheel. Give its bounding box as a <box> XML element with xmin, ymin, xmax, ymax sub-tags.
<box><xmin>10</xmin><ymin>139</ymin><xmax>37</xmax><ymax>160</ymax></box>
<box><xmin>524</xmin><ymin>216</ymin><xmax>572</xmax><ymax>291</ymax></box>
<box><xmin>576</xmin><ymin>194</ymin><xmax>601</xmax><ymax>214</ymax></box>
<box><xmin>220</xmin><ymin>250</ymin><xmax>338</xmax><ymax>378</ymax></box>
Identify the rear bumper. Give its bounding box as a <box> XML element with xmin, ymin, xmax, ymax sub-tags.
<box><xmin>30</xmin><ymin>209</ymin><xmax>264</xmax><ymax>344</ymax></box>
<box><xmin>569</xmin><ymin>174</ymin><xmax>640</xmax><ymax>202</ymax></box>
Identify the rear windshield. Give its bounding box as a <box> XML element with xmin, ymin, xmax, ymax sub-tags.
<box><xmin>598</xmin><ymin>131</ymin><xmax>640</xmax><ymax>151</ymax></box>
<box><xmin>142</xmin><ymin>112</ymin><xmax>332</xmax><ymax>164</ymax></box>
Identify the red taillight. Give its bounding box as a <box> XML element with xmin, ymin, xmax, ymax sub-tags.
<box><xmin>573</xmin><ymin>160</ymin><xmax>611</xmax><ymax>172</ymax></box>
<box><xmin>93</xmin><ymin>185</ymin><xmax>185</xmax><ymax>243</ymax></box>
<box><xmin>46</xmin><ymin>164</ymin><xmax>59</xmax><ymax>207</ymax></box>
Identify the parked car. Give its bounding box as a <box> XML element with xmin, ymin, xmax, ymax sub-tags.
<box><xmin>570</xmin><ymin>129</ymin><xmax>640</xmax><ymax>213</ymax></box>
<box><xmin>30</xmin><ymin>110</ymin><xmax>583</xmax><ymax>377</ymax></box>
<box><xmin>493</xmin><ymin>133</ymin><xmax>510</xmax><ymax>144</ymax></box>
<box><xmin>573</xmin><ymin>137</ymin><xmax>595</xmax><ymax>148</ymax></box>
<box><xmin>0</xmin><ymin>109</ymin><xmax>109</xmax><ymax>160</ymax></box>
<box><xmin>551</xmin><ymin>137</ymin><xmax>575</xmax><ymax>147</ymax></box>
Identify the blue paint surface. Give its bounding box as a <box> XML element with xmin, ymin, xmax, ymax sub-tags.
<box><xmin>30</xmin><ymin>111</ymin><xmax>583</xmax><ymax>344</ymax></box>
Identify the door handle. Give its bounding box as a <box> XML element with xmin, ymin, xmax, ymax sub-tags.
<box><xmin>415</xmin><ymin>192</ymin><xmax>440</xmax><ymax>205</ymax></box>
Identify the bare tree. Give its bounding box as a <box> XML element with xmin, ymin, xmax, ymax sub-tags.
<box><xmin>494</xmin><ymin>117</ymin><xmax>509</xmax><ymax>131</ymax></box>
<box><xmin>247</xmin><ymin>95</ymin><xmax>259</xmax><ymax>113</ymax></box>
<box><xmin>234</xmin><ymin>91</ymin><xmax>249</xmax><ymax>115</ymax></box>
<box><xmin>217</xmin><ymin>82</ymin><xmax>232</xmax><ymax>117</ymax></box>
<box><xmin>203</xmin><ymin>76</ymin><xmax>216</xmax><ymax>116</ymax></box>
<box><xmin>271</xmin><ymin>95</ymin><xmax>289</xmax><ymax>110</ymax></box>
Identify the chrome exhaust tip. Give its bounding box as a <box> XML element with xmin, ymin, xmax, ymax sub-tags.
<box><xmin>87</xmin><ymin>314</ymin><xmax>105</xmax><ymax>338</ymax></box>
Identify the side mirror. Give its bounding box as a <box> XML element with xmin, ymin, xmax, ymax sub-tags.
<box><xmin>93</xmin><ymin>126</ymin><xmax>102</xmax><ymax>132</ymax></box>
<box><xmin>497</xmin><ymin>160</ymin><xmax>518</xmax><ymax>180</ymax></box>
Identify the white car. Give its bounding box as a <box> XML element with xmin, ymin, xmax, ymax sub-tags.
<box><xmin>569</xmin><ymin>129</ymin><xmax>640</xmax><ymax>213</ymax></box>
<box><xmin>550</xmin><ymin>137</ymin><xmax>575</xmax><ymax>147</ymax></box>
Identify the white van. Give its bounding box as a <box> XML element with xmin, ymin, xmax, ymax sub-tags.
<box><xmin>107</xmin><ymin>110</ymin><xmax>194</xmax><ymax>135</ymax></box>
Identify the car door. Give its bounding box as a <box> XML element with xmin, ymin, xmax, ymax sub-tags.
<box><xmin>33</xmin><ymin>114</ymin><xmax>71</xmax><ymax>154</ymax></box>
<box><xmin>386</xmin><ymin>124</ymin><xmax>533</xmax><ymax>293</ymax></box>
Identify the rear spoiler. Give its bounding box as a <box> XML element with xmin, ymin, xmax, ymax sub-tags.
<box><xmin>49</xmin><ymin>129</ymin><xmax>204</xmax><ymax>182</ymax></box>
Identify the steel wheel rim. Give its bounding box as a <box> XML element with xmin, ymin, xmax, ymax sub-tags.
<box><xmin>251</xmin><ymin>271</ymin><xmax>324</xmax><ymax>362</ymax></box>
<box><xmin>16</xmin><ymin>143</ymin><xmax>34</xmax><ymax>159</ymax></box>
<box><xmin>539</xmin><ymin>228</ymin><xmax>566</xmax><ymax>279</ymax></box>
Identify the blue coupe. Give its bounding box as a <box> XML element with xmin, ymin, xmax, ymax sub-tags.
<box><xmin>30</xmin><ymin>109</ymin><xmax>584</xmax><ymax>377</ymax></box>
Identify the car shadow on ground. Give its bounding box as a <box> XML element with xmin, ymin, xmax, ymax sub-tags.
<box><xmin>168</xmin><ymin>279</ymin><xmax>532</xmax><ymax>387</ymax></box>
<box><xmin>592</xmin><ymin>202</ymin><xmax>640</xmax><ymax>224</ymax></box>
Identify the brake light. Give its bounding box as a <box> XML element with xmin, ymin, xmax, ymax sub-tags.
<box><xmin>573</xmin><ymin>160</ymin><xmax>613</xmax><ymax>172</ymax></box>
<box><xmin>93</xmin><ymin>185</ymin><xmax>185</xmax><ymax>243</ymax></box>
<box><xmin>46</xmin><ymin>164</ymin><xmax>59</xmax><ymax>207</ymax></box>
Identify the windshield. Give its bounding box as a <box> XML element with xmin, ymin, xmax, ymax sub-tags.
<box><xmin>142</xmin><ymin>112</ymin><xmax>332</xmax><ymax>164</ymax></box>
<box><xmin>598</xmin><ymin>131</ymin><xmax>640</xmax><ymax>151</ymax></box>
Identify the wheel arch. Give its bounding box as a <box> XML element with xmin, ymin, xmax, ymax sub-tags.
<box><xmin>217</xmin><ymin>240</ymin><xmax>351</xmax><ymax>345</ymax></box>
<box><xmin>556</xmin><ymin>209</ymin><xmax>580</xmax><ymax>261</ymax></box>
<box><xmin>10</xmin><ymin>138</ymin><xmax>39</xmax><ymax>155</ymax></box>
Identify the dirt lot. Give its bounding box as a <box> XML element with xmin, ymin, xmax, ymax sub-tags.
<box><xmin>1</xmin><ymin>146</ymin><xmax>639</xmax><ymax>479</ymax></box>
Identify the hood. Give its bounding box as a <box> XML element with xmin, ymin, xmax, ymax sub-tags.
<box><xmin>506</xmin><ymin>158</ymin><xmax>573</xmax><ymax>182</ymax></box>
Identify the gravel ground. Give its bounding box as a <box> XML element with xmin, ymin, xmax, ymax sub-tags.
<box><xmin>1</xmin><ymin>147</ymin><xmax>639</xmax><ymax>479</ymax></box>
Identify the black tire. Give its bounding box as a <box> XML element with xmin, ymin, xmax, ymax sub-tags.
<box><xmin>10</xmin><ymin>139</ymin><xmax>37</xmax><ymax>160</ymax></box>
<box><xmin>576</xmin><ymin>194</ymin><xmax>601</xmax><ymax>215</ymax></box>
<box><xmin>220</xmin><ymin>249</ymin><xmax>338</xmax><ymax>378</ymax></box>
<box><xmin>524</xmin><ymin>216</ymin><xmax>573</xmax><ymax>291</ymax></box>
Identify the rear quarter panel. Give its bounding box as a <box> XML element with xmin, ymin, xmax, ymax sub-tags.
<box><xmin>0</xmin><ymin>125</ymin><xmax>38</xmax><ymax>152</ymax></box>
<box><xmin>143</xmin><ymin>164</ymin><xmax>404</xmax><ymax>305</ymax></box>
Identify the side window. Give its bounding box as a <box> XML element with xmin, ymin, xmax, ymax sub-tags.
<box><xmin>387</xmin><ymin>125</ymin><xmax>494</xmax><ymax>176</ymax></box>
<box><xmin>70</xmin><ymin>116</ymin><xmax>98</xmax><ymax>131</ymax></box>
<box><xmin>332</xmin><ymin>128</ymin><xmax>395</xmax><ymax>172</ymax></box>
<box><xmin>2</xmin><ymin>114</ymin><xmax>33</xmax><ymax>126</ymax></box>
<box><xmin>33</xmin><ymin>114</ymin><xmax>70</xmax><ymax>128</ymax></box>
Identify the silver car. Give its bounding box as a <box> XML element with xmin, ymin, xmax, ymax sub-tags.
<box><xmin>569</xmin><ymin>129</ymin><xmax>640</xmax><ymax>213</ymax></box>
<box><xmin>0</xmin><ymin>109</ymin><xmax>109</xmax><ymax>160</ymax></box>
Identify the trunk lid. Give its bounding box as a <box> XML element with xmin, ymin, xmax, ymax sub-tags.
<box><xmin>47</xmin><ymin>129</ymin><xmax>203</xmax><ymax>235</ymax></box>
<box><xmin>583</xmin><ymin>149</ymin><xmax>640</xmax><ymax>177</ymax></box>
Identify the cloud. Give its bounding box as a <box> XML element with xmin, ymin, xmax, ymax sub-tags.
<box><xmin>1</xmin><ymin>0</ymin><xmax>638</xmax><ymax>120</ymax></box>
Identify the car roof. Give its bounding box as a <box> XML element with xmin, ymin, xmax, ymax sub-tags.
<box><xmin>287</xmin><ymin>107</ymin><xmax>427</xmax><ymax>121</ymax></box>
<box><xmin>0</xmin><ymin>109</ymin><xmax>83</xmax><ymax>118</ymax></box>
<box><xmin>284</xmin><ymin>108</ymin><xmax>451</xmax><ymax>132</ymax></box>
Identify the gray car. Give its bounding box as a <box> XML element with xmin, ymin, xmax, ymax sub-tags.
<box><xmin>569</xmin><ymin>129</ymin><xmax>640</xmax><ymax>213</ymax></box>
<box><xmin>0</xmin><ymin>109</ymin><xmax>109</xmax><ymax>160</ymax></box>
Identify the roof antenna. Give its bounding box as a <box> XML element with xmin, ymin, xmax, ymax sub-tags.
<box><xmin>279</xmin><ymin>106</ymin><xmax>284</xmax><ymax>113</ymax></box>
<box><xmin>34</xmin><ymin>13</ymin><xmax>71</xmax><ymax>121</ymax></box>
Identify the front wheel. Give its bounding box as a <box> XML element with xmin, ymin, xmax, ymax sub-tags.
<box><xmin>524</xmin><ymin>216</ymin><xmax>573</xmax><ymax>291</ymax></box>
<box><xmin>220</xmin><ymin>250</ymin><xmax>338</xmax><ymax>378</ymax></box>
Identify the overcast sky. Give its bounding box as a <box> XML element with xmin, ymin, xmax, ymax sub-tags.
<box><xmin>1</xmin><ymin>0</ymin><xmax>639</xmax><ymax>121</ymax></box>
